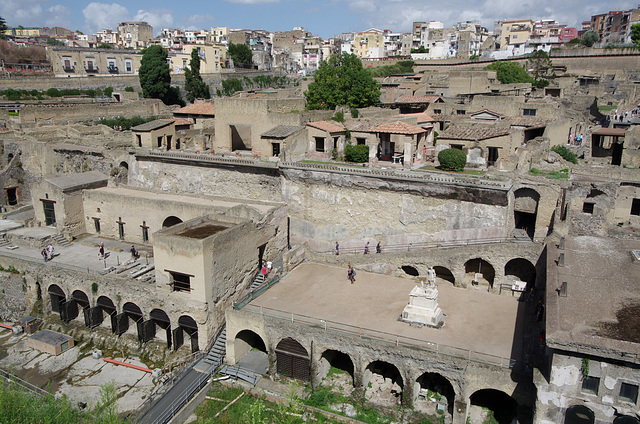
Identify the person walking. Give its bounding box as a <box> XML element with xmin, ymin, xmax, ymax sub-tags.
<box><xmin>98</xmin><ymin>242</ymin><xmax>105</xmax><ymax>259</ymax></box>
<box><xmin>376</xmin><ymin>241</ymin><xmax>381</xmax><ymax>253</ymax></box>
<box><xmin>46</xmin><ymin>243</ymin><xmax>54</xmax><ymax>260</ymax></box>
<box><xmin>41</xmin><ymin>248</ymin><xmax>48</xmax><ymax>262</ymax></box>
<box><xmin>335</xmin><ymin>242</ymin><xmax>340</xmax><ymax>255</ymax></box>
<box><xmin>364</xmin><ymin>242</ymin><xmax>369</xmax><ymax>254</ymax></box>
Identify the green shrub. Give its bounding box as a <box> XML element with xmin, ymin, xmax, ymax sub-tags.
<box><xmin>331</xmin><ymin>111</ymin><xmax>344</xmax><ymax>122</ymax></box>
<box><xmin>438</xmin><ymin>148</ymin><xmax>467</xmax><ymax>171</ymax></box>
<box><xmin>104</xmin><ymin>87</ymin><xmax>114</xmax><ymax>97</ymax></box>
<box><xmin>551</xmin><ymin>145</ymin><xmax>578</xmax><ymax>164</ymax></box>
<box><xmin>124</xmin><ymin>86</ymin><xmax>135</xmax><ymax>92</ymax></box>
<box><xmin>350</xmin><ymin>107</ymin><xmax>359</xmax><ymax>118</ymax></box>
<box><xmin>344</xmin><ymin>144</ymin><xmax>369</xmax><ymax>163</ymax></box>
<box><xmin>45</xmin><ymin>88</ymin><xmax>61</xmax><ymax>97</ymax></box>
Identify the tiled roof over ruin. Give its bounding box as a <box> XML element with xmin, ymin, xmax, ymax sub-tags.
<box><xmin>131</xmin><ymin>119</ymin><xmax>174</xmax><ymax>132</ymax></box>
<box><xmin>306</xmin><ymin>121</ymin><xmax>345</xmax><ymax>133</ymax></box>
<box><xmin>173</xmin><ymin>102</ymin><xmax>215</xmax><ymax>116</ymax></box>
<box><xmin>344</xmin><ymin>119</ymin><xmax>385</xmax><ymax>132</ymax></box>
<box><xmin>395</xmin><ymin>95</ymin><xmax>441</xmax><ymax>104</ymax></box>
<box><xmin>507</xmin><ymin>116</ymin><xmax>550</xmax><ymax>128</ymax></box>
<box><xmin>173</xmin><ymin>118</ymin><xmax>191</xmax><ymax>126</ymax></box>
<box><xmin>439</xmin><ymin>124</ymin><xmax>511</xmax><ymax>141</ymax></box>
<box><xmin>45</xmin><ymin>171</ymin><xmax>108</xmax><ymax>191</ymax></box>
<box><xmin>261</xmin><ymin>125</ymin><xmax>305</xmax><ymax>138</ymax></box>
<box><xmin>373</xmin><ymin>121</ymin><xmax>427</xmax><ymax>135</ymax></box>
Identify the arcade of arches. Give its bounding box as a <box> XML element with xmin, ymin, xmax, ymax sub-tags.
<box><xmin>47</xmin><ymin>284</ymin><xmax>200</xmax><ymax>352</ymax></box>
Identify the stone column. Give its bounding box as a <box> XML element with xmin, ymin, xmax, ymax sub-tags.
<box><xmin>453</xmin><ymin>399</ymin><xmax>468</xmax><ymax>424</ymax></box>
<box><xmin>352</xmin><ymin>358</ymin><xmax>365</xmax><ymax>400</ymax></box>
<box><xmin>401</xmin><ymin>369</ymin><xmax>414</xmax><ymax>408</ymax></box>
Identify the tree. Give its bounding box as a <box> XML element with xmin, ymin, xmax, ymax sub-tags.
<box><xmin>46</xmin><ymin>38</ymin><xmax>65</xmax><ymax>47</ymax></box>
<box><xmin>526</xmin><ymin>50</ymin><xmax>554</xmax><ymax>88</ymax></box>
<box><xmin>485</xmin><ymin>61</ymin><xmax>534</xmax><ymax>85</ymax></box>
<box><xmin>97</xmin><ymin>42</ymin><xmax>113</xmax><ymax>49</ymax></box>
<box><xmin>139</xmin><ymin>45</ymin><xmax>171</xmax><ymax>102</ymax></box>
<box><xmin>438</xmin><ymin>148</ymin><xmax>467</xmax><ymax>172</ymax></box>
<box><xmin>631</xmin><ymin>24</ymin><xmax>640</xmax><ymax>48</ymax></box>
<box><xmin>305</xmin><ymin>52</ymin><xmax>380</xmax><ymax>110</ymax></box>
<box><xmin>583</xmin><ymin>30</ymin><xmax>599</xmax><ymax>47</ymax></box>
<box><xmin>184</xmin><ymin>48</ymin><xmax>210</xmax><ymax>102</ymax></box>
<box><xmin>228</xmin><ymin>43</ymin><xmax>253</xmax><ymax>68</ymax></box>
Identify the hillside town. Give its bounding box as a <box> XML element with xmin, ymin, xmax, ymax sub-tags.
<box><xmin>0</xmin><ymin>4</ymin><xmax>638</xmax><ymax>424</ymax></box>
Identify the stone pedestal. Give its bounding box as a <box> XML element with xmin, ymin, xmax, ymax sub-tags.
<box><xmin>401</xmin><ymin>283</ymin><xmax>445</xmax><ymax>328</ymax></box>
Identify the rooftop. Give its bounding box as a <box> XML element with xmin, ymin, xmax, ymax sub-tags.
<box><xmin>173</xmin><ymin>102</ymin><xmax>216</xmax><ymax>116</ymax></box>
<box><xmin>131</xmin><ymin>119</ymin><xmax>174</xmax><ymax>132</ymax></box>
<box><xmin>45</xmin><ymin>171</ymin><xmax>108</xmax><ymax>191</ymax></box>
<box><xmin>439</xmin><ymin>124</ymin><xmax>511</xmax><ymax>141</ymax></box>
<box><xmin>261</xmin><ymin>125</ymin><xmax>305</xmax><ymax>138</ymax></box>
<box><xmin>546</xmin><ymin>236</ymin><xmax>640</xmax><ymax>359</ymax></box>
<box><xmin>174</xmin><ymin>222</ymin><xmax>229</xmax><ymax>239</ymax></box>
<box><xmin>395</xmin><ymin>95</ymin><xmax>442</xmax><ymax>104</ymax></box>
<box><xmin>306</xmin><ymin>121</ymin><xmax>345</xmax><ymax>133</ymax></box>
<box><xmin>250</xmin><ymin>263</ymin><xmax>522</xmax><ymax>361</ymax></box>
<box><xmin>373</xmin><ymin>121</ymin><xmax>427</xmax><ymax>135</ymax></box>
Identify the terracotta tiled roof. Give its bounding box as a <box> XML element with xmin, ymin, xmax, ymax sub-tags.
<box><xmin>372</xmin><ymin>121</ymin><xmax>427</xmax><ymax>135</ymax></box>
<box><xmin>173</xmin><ymin>102</ymin><xmax>215</xmax><ymax>116</ymax></box>
<box><xmin>173</xmin><ymin>118</ymin><xmax>191</xmax><ymax>126</ymax></box>
<box><xmin>592</xmin><ymin>127</ymin><xmax>626</xmax><ymax>136</ymax></box>
<box><xmin>306</xmin><ymin>121</ymin><xmax>345</xmax><ymax>133</ymax></box>
<box><xmin>469</xmin><ymin>109</ymin><xmax>504</xmax><ymax>118</ymax></box>
<box><xmin>507</xmin><ymin>116</ymin><xmax>550</xmax><ymax>127</ymax></box>
<box><xmin>399</xmin><ymin>112</ymin><xmax>437</xmax><ymax>123</ymax></box>
<box><xmin>395</xmin><ymin>95</ymin><xmax>441</xmax><ymax>104</ymax></box>
<box><xmin>344</xmin><ymin>119</ymin><xmax>384</xmax><ymax>132</ymax></box>
<box><xmin>398</xmin><ymin>83</ymin><xmax>423</xmax><ymax>89</ymax></box>
<box><xmin>131</xmin><ymin>119</ymin><xmax>174</xmax><ymax>132</ymax></box>
<box><xmin>439</xmin><ymin>124</ymin><xmax>511</xmax><ymax>141</ymax></box>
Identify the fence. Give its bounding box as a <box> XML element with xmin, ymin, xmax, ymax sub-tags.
<box><xmin>235</xmin><ymin>303</ymin><xmax>518</xmax><ymax>369</ymax></box>
<box><xmin>0</xmin><ymin>367</ymin><xmax>53</xmax><ymax>398</ymax></box>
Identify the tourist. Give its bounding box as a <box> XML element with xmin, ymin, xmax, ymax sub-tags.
<box><xmin>46</xmin><ymin>243</ymin><xmax>54</xmax><ymax>260</ymax></box>
<box><xmin>41</xmin><ymin>248</ymin><xmax>48</xmax><ymax>262</ymax></box>
<box><xmin>376</xmin><ymin>241</ymin><xmax>381</xmax><ymax>254</ymax></box>
<box><xmin>266</xmin><ymin>260</ymin><xmax>272</xmax><ymax>274</ymax></box>
<box><xmin>347</xmin><ymin>264</ymin><xmax>355</xmax><ymax>284</ymax></box>
<box><xmin>98</xmin><ymin>242</ymin><xmax>105</xmax><ymax>259</ymax></box>
<box><xmin>364</xmin><ymin>242</ymin><xmax>369</xmax><ymax>254</ymax></box>
<box><xmin>335</xmin><ymin>241</ymin><xmax>339</xmax><ymax>255</ymax></box>
<box><xmin>261</xmin><ymin>264</ymin><xmax>268</xmax><ymax>278</ymax></box>
<box><xmin>130</xmin><ymin>245</ymin><xmax>138</xmax><ymax>259</ymax></box>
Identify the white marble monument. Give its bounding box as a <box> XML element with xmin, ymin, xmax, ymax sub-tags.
<box><xmin>400</xmin><ymin>267</ymin><xmax>445</xmax><ymax>328</ymax></box>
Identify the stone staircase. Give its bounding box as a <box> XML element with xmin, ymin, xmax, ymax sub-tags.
<box><xmin>194</xmin><ymin>326</ymin><xmax>226</xmax><ymax>374</ymax></box>
<box><xmin>249</xmin><ymin>272</ymin><xmax>266</xmax><ymax>290</ymax></box>
<box><xmin>52</xmin><ymin>233</ymin><xmax>71</xmax><ymax>247</ymax></box>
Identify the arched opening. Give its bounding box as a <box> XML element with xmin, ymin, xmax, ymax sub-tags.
<box><xmin>469</xmin><ymin>389</ymin><xmax>517</xmax><ymax>424</ymax></box>
<box><xmin>234</xmin><ymin>329</ymin><xmax>268</xmax><ymax>374</ymax></box>
<box><xmin>72</xmin><ymin>290</ymin><xmax>90</xmax><ymax>326</ymax></box>
<box><xmin>564</xmin><ymin>405</ymin><xmax>595</xmax><ymax>424</ymax></box>
<box><xmin>464</xmin><ymin>258</ymin><xmax>495</xmax><ymax>288</ymax></box>
<box><xmin>318</xmin><ymin>350</ymin><xmax>355</xmax><ymax>391</ymax></box>
<box><xmin>7</xmin><ymin>153</ymin><xmax>13</xmax><ymax>162</ymax></box>
<box><xmin>613</xmin><ymin>416</ymin><xmax>640</xmax><ymax>424</ymax></box>
<box><xmin>175</xmin><ymin>315</ymin><xmax>199</xmax><ymax>353</ymax></box>
<box><xmin>363</xmin><ymin>360</ymin><xmax>403</xmax><ymax>406</ymax></box>
<box><xmin>401</xmin><ymin>265</ymin><xmax>419</xmax><ymax>277</ymax></box>
<box><xmin>433</xmin><ymin>266</ymin><xmax>455</xmax><ymax>284</ymax></box>
<box><xmin>514</xmin><ymin>187</ymin><xmax>540</xmax><ymax>240</ymax></box>
<box><xmin>276</xmin><ymin>337</ymin><xmax>310</xmax><ymax>381</ymax></box>
<box><xmin>162</xmin><ymin>216</ymin><xmax>183</xmax><ymax>228</ymax></box>
<box><xmin>119</xmin><ymin>161</ymin><xmax>129</xmax><ymax>170</ymax></box>
<box><xmin>122</xmin><ymin>302</ymin><xmax>143</xmax><ymax>342</ymax></box>
<box><xmin>97</xmin><ymin>296</ymin><xmax>117</xmax><ymax>333</ymax></box>
<box><xmin>149</xmin><ymin>309</ymin><xmax>171</xmax><ymax>349</ymax></box>
<box><xmin>504</xmin><ymin>258</ymin><xmax>536</xmax><ymax>290</ymax></box>
<box><xmin>414</xmin><ymin>372</ymin><xmax>455</xmax><ymax>418</ymax></box>
<box><xmin>48</xmin><ymin>285</ymin><xmax>65</xmax><ymax>314</ymax></box>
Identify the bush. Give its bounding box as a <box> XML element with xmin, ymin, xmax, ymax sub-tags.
<box><xmin>344</xmin><ymin>144</ymin><xmax>369</xmax><ymax>163</ymax></box>
<box><xmin>331</xmin><ymin>111</ymin><xmax>344</xmax><ymax>122</ymax></box>
<box><xmin>438</xmin><ymin>148</ymin><xmax>467</xmax><ymax>172</ymax></box>
<box><xmin>124</xmin><ymin>86</ymin><xmax>135</xmax><ymax>92</ymax></box>
<box><xmin>551</xmin><ymin>145</ymin><xmax>578</xmax><ymax>164</ymax></box>
<box><xmin>350</xmin><ymin>107</ymin><xmax>359</xmax><ymax>118</ymax></box>
<box><xmin>104</xmin><ymin>87</ymin><xmax>113</xmax><ymax>97</ymax></box>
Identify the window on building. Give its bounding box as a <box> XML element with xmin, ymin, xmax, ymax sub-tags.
<box><xmin>620</xmin><ymin>382</ymin><xmax>639</xmax><ymax>403</ymax></box>
<box><xmin>272</xmin><ymin>142</ymin><xmax>281</xmax><ymax>157</ymax></box>
<box><xmin>93</xmin><ymin>218</ymin><xmax>101</xmax><ymax>233</ymax></box>
<box><xmin>451</xmin><ymin>144</ymin><xmax>464</xmax><ymax>150</ymax></box>
<box><xmin>356</xmin><ymin>138</ymin><xmax>366</xmax><ymax>145</ymax></box>
<box><xmin>315</xmin><ymin>137</ymin><xmax>325</xmax><ymax>152</ymax></box>
<box><xmin>583</xmin><ymin>202</ymin><xmax>595</xmax><ymax>214</ymax></box>
<box><xmin>125</xmin><ymin>61</ymin><xmax>132</xmax><ymax>73</ymax></box>
<box><xmin>523</xmin><ymin>109</ymin><xmax>537</xmax><ymax>116</ymax></box>
<box><xmin>631</xmin><ymin>198</ymin><xmax>640</xmax><ymax>216</ymax></box>
<box><xmin>582</xmin><ymin>376</ymin><xmax>600</xmax><ymax>395</ymax></box>
<box><xmin>433</xmin><ymin>109</ymin><xmax>442</xmax><ymax>114</ymax></box>
<box><xmin>456</xmin><ymin>109</ymin><xmax>466</xmax><ymax>115</ymax></box>
<box><xmin>170</xmin><ymin>271</ymin><xmax>192</xmax><ymax>292</ymax></box>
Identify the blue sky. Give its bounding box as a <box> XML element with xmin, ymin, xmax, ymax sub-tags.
<box><xmin>0</xmin><ymin>0</ymin><xmax>637</xmax><ymax>40</ymax></box>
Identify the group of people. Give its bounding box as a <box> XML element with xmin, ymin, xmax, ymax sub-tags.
<box><xmin>335</xmin><ymin>241</ymin><xmax>382</xmax><ymax>255</ymax></box>
<box><xmin>261</xmin><ymin>261</ymin><xmax>273</xmax><ymax>277</ymax></box>
<box><xmin>41</xmin><ymin>243</ymin><xmax>54</xmax><ymax>262</ymax></box>
<box><xmin>97</xmin><ymin>242</ymin><xmax>139</xmax><ymax>260</ymax></box>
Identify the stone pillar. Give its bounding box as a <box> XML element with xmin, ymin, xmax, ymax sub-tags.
<box><xmin>453</xmin><ymin>399</ymin><xmax>468</xmax><ymax>424</ymax></box>
<box><xmin>352</xmin><ymin>358</ymin><xmax>365</xmax><ymax>400</ymax></box>
<box><xmin>401</xmin><ymin>370</ymin><xmax>414</xmax><ymax>408</ymax></box>
<box><xmin>403</xmin><ymin>141</ymin><xmax>413</xmax><ymax>168</ymax></box>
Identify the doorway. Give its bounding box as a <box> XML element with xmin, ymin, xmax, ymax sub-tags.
<box><xmin>42</xmin><ymin>200</ymin><xmax>56</xmax><ymax>226</ymax></box>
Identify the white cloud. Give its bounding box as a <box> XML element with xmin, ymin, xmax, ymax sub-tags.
<box><xmin>0</xmin><ymin>0</ymin><xmax>69</xmax><ymax>28</ymax></box>
<box><xmin>133</xmin><ymin>9</ymin><xmax>174</xmax><ymax>32</ymax></box>
<box><xmin>82</xmin><ymin>2</ymin><xmax>130</xmax><ymax>32</ymax></box>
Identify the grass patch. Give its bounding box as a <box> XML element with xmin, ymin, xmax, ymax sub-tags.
<box><xmin>598</xmin><ymin>105</ymin><xmax>617</xmax><ymax>111</ymax></box>
<box><xmin>300</xmin><ymin>160</ymin><xmax>367</xmax><ymax>167</ymax></box>
<box><xmin>417</xmin><ymin>165</ymin><xmax>485</xmax><ymax>176</ymax></box>
<box><xmin>529</xmin><ymin>168</ymin><xmax>569</xmax><ymax>179</ymax></box>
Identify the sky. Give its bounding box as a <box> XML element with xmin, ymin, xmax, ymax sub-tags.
<box><xmin>0</xmin><ymin>0</ymin><xmax>637</xmax><ymax>40</ymax></box>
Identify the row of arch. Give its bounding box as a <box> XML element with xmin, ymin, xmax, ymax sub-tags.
<box><xmin>235</xmin><ymin>330</ymin><xmax>519</xmax><ymax>422</ymax></box>
<box><xmin>565</xmin><ymin>405</ymin><xmax>639</xmax><ymax>424</ymax></box>
<box><xmin>47</xmin><ymin>284</ymin><xmax>199</xmax><ymax>352</ymax></box>
<box><xmin>401</xmin><ymin>257</ymin><xmax>537</xmax><ymax>289</ymax></box>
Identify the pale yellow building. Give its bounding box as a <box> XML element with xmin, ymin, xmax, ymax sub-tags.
<box><xmin>168</xmin><ymin>44</ymin><xmax>226</xmax><ymax>74</ymax></box>
<box><xmin>353</xmin><ymin>28</ymin><xmax>385</xmax><ymax>59</ymax></box>
<box><xmin>499</xmin><ymin>19</ymin><xmax>533</xmax><ymax>50</ymax></box>
<box><xmin>210</xmin><ymin>27</ymin><xmax>229</xmax><ymax>43</ymax></box>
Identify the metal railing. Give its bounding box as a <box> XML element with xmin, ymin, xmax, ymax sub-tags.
<box><xmin>236</xmin><ymin>303</ymin><xmax>518</xmax><ymax>370</ymax></box>
<box><xmin>151</xmin><ymin>370</ymin><xmax>210</xmax><ymax>424</ymax></box>
<box><xmin>234</xmin><ymin>274</ymin><xmax>281</xmax><ymax>309</ymax></box>
<box><xmin>316</xmin><ymin>236</ymin><xmax>533</xmax><ymax>256</ymax></box>
<box><xmin>0</xmin><ymin>367</ymin><xmax>53</xmax><ymax>398</ymax></box>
